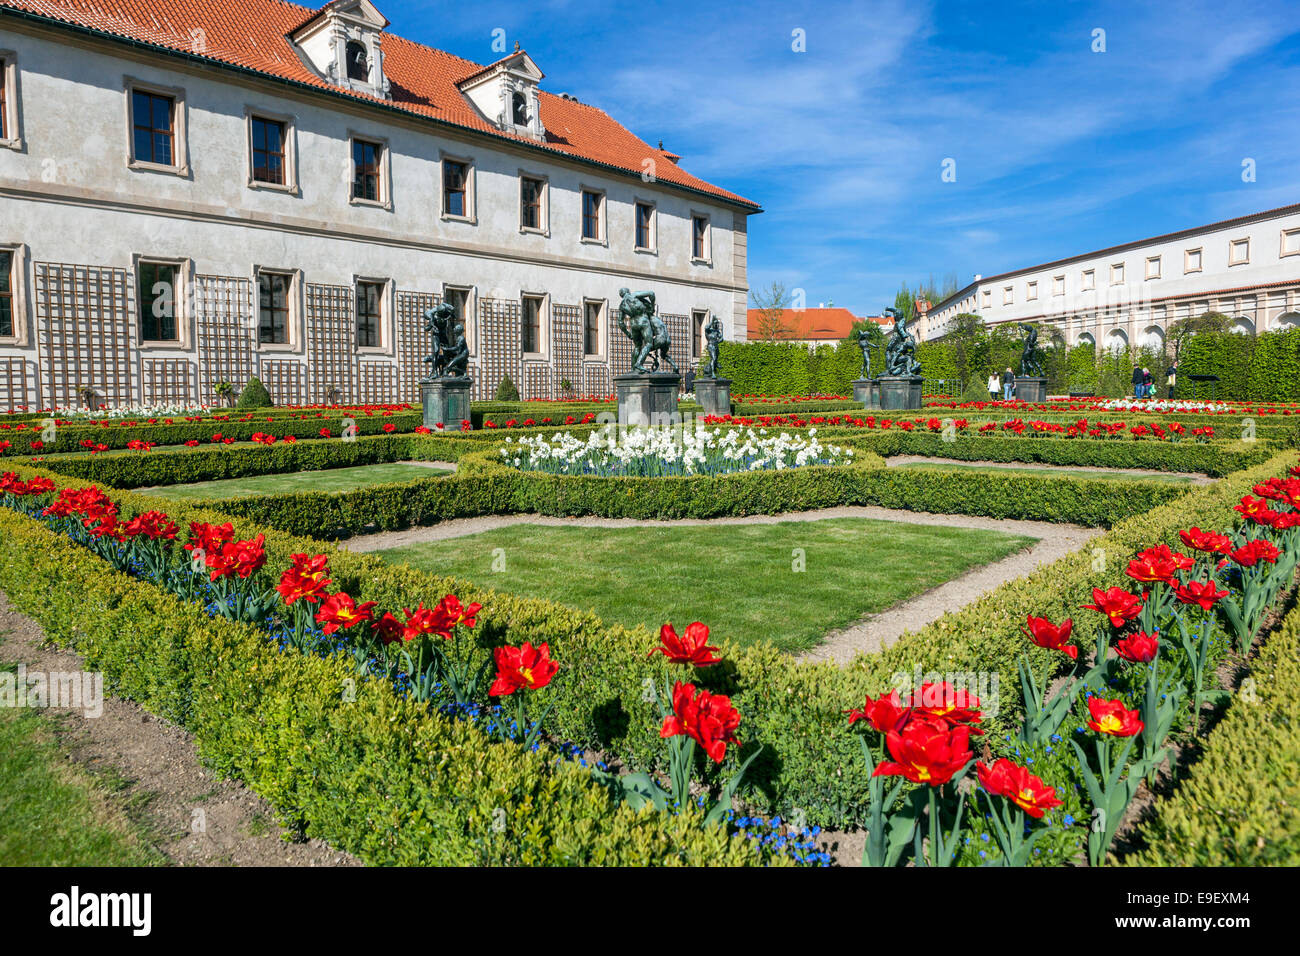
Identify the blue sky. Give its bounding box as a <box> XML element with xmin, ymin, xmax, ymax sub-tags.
<box><xmin>390</xmin><ymin>0</ymin><xmax>1300</xmax><ymax>315</ymax></box>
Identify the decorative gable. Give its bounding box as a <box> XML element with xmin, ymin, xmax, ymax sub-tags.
<box><xmin>457</xmin><ymin>48</ymin><xmax>546</xmax><ymax>141</ymax></box>
<box><xmin>290</xmin><ymin>0</ymin><xmax>391</xmax><ymax>100</ymax></box>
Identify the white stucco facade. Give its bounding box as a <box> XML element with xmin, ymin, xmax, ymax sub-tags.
<box><xmin>919</xmin><ymin>204</ymin><xmax>1300</xmax><ymax>352</ymax></box>
<box><xmin>0</xmin><ymin>4</ymin><xmax>757</xmax><ymax>409</ymax></box>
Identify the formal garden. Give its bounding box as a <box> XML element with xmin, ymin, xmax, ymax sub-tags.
<box><xmin>2</xmin><ymin>361</ymin><xmax>1299</xmax><ymax>868</ymax></box>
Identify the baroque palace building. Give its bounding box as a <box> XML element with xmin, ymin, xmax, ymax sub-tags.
<box><xmin>0</xmin><ymin>0</ymin><xmax>759</xmax><ymax>410</ymax></box>
<box><xmin>918</xmin><ymin>203</ymin><xmax>1300</xmax><ymax>352</ymax></box>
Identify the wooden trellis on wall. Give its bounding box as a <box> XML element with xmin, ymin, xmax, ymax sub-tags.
<box><xmin>306</xmin><ymin>282</ymin><xmax>356</xmax><ymax>403</ymax></box>
<box><xmin>552</xmin><ymin>303</ymin><xmax>582</xmax><ymax>400</ymax></box>
<box><xmin>260</xmin><ymin>359</ymin><xmax>305</xmax><ymax>406</ymax></box>
<box><xmin>477</xmin><ymin>297</ymin><xmax>522</xmax><ymax>402</ymax></box>
<box><xmin>196</xmin><ymin>274</ymin><xmax>255</xmax><ymax>405</ymax></box>
<box><xmin>0</xmin><ymin>357</ymin><xmax>39</xmax><ymax>413</ymax></box>
<box><xmin>396</xmin><ymin>289</ymin><xmax>438</xmax><ymax>404</ymax></box>
<box><xmin>357</xmin><ymin>361</ymin><xmax>398</xmax><ymax>404</ymax></box>
<box><xmin>141</xmin><ymin>358</ymin><xmax>195</xmax><ymax>405</ymax></box>
<box><xmin>34</xmin><ymin>261</ymin><xmax>136</xmax><ymax>410</ymax></box>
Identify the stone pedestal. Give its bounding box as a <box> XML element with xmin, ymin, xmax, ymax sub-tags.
<box><xmin>615</xmin><ymin>372</ymin><xmax>682</xmax><ymax>427</ymax></box>
<box><xmin>694</xmin><ymin>377</ymin><xmax>732</xmax><ymax>418</ymax></box>
<box><xmin>421</xmin><ymin>376</ymin><xmax>473</xmax><ymax>430</ymax></box>
<box><xmin>852</xmin><ymin>378</ymin><xmax>881</xmax><ymax>410</ymax></box>
<box><xmin>1014</xmin><ymin>376</ymin><xmax>1048</xmax><ymax>403</ymax></box>
<box><xmin>878</xmin><ymin>375</ymin><xmax>924</xmax><ymax>411</ymax></box>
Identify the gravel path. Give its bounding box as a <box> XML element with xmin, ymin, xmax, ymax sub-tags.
<box><xmin>0</xmin><ymin>591</ymin><xmax>358</xmax><ymax>867</ymax></box>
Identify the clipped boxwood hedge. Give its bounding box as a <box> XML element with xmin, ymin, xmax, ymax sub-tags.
<box><xmin>0</xmin><ymin>506</ymin><xmax>769</xmax><ymax>866</ymax></box>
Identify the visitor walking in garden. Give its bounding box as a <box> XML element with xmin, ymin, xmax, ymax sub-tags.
<box><xmin>1002</xmin><ymin>368</ymin><xmax>1015</xmax><ymax>400</ymax></box>
<box><xmin>1142</xmin><ymin>367</ymin><xmax>1153</xmax><ymax>398</ymax></box>
<box><xmin>987</xmin><ymin>370</ymin><xmax>1000</xmax><ymax>400</ymax></box>
<box><xmin>1166</xmin><ymin>362</ymin><xmax>1177</xmax><ymax>399</ymax></box>
<box><xmin>1132</xmin><ymin>365</ymin><xmax>1144</xmax><ymax>398</ymax></box>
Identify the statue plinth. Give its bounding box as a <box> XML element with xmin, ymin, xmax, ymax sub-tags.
<box><xmin>1014</xmin><ymin>376</ymin><xmax>1047</xmax><ymax>403</ymax></box>
<box><xmin>615</xmin><ymin>372</ymin><xmax>681</xmax><ymax>427</ymax></box>
<box><xmin>878</xmin><ymin>375</ymin><xmax>924</xmax><ymax>411</ymax></box>
<box><xmin>852</xmin><ymin>378</ymin><xmax>881</xmax><ymax>410</ymax></box>
<box><xmin>421</xmin><ymin>376</ymin><xmax>473</xmax><ymax>430</ymax></box>
<box><xmin>694</xmin><ymin>377</ymin><xmax>732</xmax><ymax>418</ymax></box>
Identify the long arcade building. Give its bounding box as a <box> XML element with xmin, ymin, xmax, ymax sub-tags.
<box><xmin>0</xmin><ymin>0</ymin><xmax>760</xmax><ymax>411</ymax></box>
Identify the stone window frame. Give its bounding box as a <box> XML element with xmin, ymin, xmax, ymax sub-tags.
<box><xmin>1052</xmin><ymin>274</ymin><xmax>1065</xmax><ymax>296</ymax></box>
<box><xmin>353</xmin><ymin>274</ymin><xmax>395</xmax><ymax>356</ymax></box>
<box><xmin>0</xmin><ymin>51</ymin><xmax>23</xmax><ymax>152</ymax></box>
<box><xmin>253</xmin><ymin>265</ymin><xmax>305</xmax><ymax>354</ymax></box>
<box><xmin>690</xmin><ymin>211</ymin><xmax>713</xmax><ymax>265</ymax></box>
<box><xmin>1145</xmin><ymin>255</ymin><xmax>1161</xmax><ymax>280</ymax></box>
<box><xmin>690</xmin><ymin>308</ymin><xmax>709</xmax><ymax>360</ymax></box>
<box><xmin>124</xmin><ymin>76</ymin><xmax>190</xmax><ymax>177</ymax></box>
<box><xmin>1025</xmin><ymin>279</ymin><xmax>1038</xmax><ymax>301</ymax></box>
<box><xmin>519</xmin><ymin>290</ymin><xmax>551</xmax><ymax>359</ymax></box>
<box><xmin>347</xmin><ymin>130</ymin><xmax>392</xmax><ymax>210</ymax></box>
<box><xmin>1280</xmin><ymin>227</ymin><xmax>1300</xmax><ymax>259</ymax></box>
<box><xmin>1002</xmin><ymin>285</ymin><xmax>1013</xmax><ymax>305</ymax></box>
<box><xmin>1080</xmin><ymin>268</ymin><xmax>1096</xmax><ymax>291</ymax></box>
<box><xmin>1184</xmin><ymin>247</ymin><xmax>1203</xmax><ymax>274</ymax></box>
<box><xmin>580</xmin><ymin>186</ymin><xmax>607</xmax><ymax>246</ymax></box>
<box><xmin>582</xmin><ymin>297</ymin><xmax>607</xmax><ymax>358</ymax></box>
<box><xmin>0</xmin><ymin>241</ymin><xmax>31</xmax><ymax>347</ymax></box>
<box><xmin>1228</xmin><ymin>236</ymin><xmax>1251</xmax><ymax>267</ymax></box>
<box><xmin>633</xmin><ymin>198</ymin><xmax>658</xmax><ymax>255</ymax></box>
<box><xmin>518</xmin><ymin>169</ymin><xmax>550</xmax><ymax>236</ymax></box>
<box><xmin>244</xmin><ymin>106</ymin><xmax>300</xmax><ymax>195</ymax></box>
<box><xmin>132</xmin><ymin>253</ymin><xmax>194</xmax><ymax>350</ymax></box>
<box><xmin>440</xmin><ymin>151</ymin><xmax>477</xmax><ymax>225</ymax></box>
<box><xmin>1110</xmin><ymin>261</ymin><xmax>1125</xmax><ymax>286</ymax></box>
<box><xmin>442</xmin><ymin>283</ymin><xmax>478</xmax><ymax>355</ymax></box>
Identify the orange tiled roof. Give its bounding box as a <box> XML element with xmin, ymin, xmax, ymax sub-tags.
<box><xmin>0</xmin><ymin>0</ymin><xmax>760</xmax><ymax>210</ymax></box>
<box><xmin>746</xmin><ymin>307</ymin><xmax>879</xmax><ymax>340</ymax></box>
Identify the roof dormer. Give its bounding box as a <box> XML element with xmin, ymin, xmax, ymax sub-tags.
<box><xmin>290</xmin><ymin>0</ymin><xmax>392</xmax><ymax>100</ymax></box>
<box><xmin>457</xmin><ymin>47</ymin><xmax>546</xmax><ymax>141</ymax></box>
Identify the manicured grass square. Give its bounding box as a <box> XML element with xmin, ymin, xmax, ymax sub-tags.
<box><xmin>139</xmin><ymin>462</ymin><xmax>451</xmax><ymax>500</ymax></box>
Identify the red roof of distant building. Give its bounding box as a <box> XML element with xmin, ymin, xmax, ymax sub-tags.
<box><xmin>0</xmin><ymin>0</ymin><xmax>759</xmax><ymax>210</ymax></box>
<box><xmin>746</xmin><ymin>307</ymin><xmax>881</xmax><ymax>340</ymax></box>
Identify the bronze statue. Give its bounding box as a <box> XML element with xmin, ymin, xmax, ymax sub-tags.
<box><xmin>701</xmin><ymin>315</ymin><xmax>723</xmax><ymax>379</ymax></box>
<box><xmin>857</xmin><ymin>328</ymin><xmax>875</xmax><ymax>379</ymax></box>
<box><xmin>883</xmin><ymin>307</ymin><xmax>920</xmax><ymax>376</ymax></box>
<box><xmin>617</xmin><ymin>288</ymin><xmax>678</xmax><ymax>374</ymax></box>
<box><xmin>422</xmin><ymin>303</ymin><xmax>460</xmax><ymax>379</ymax></box>
<box><xmin>1017</xmin><ymin>323</ymin><xmax>1043</xmax><ymax>378</ymax></box>
<box><xmin>444</xmin><ymin>323</ymin><xmax>469</xmax><ymax>378</ymax></box>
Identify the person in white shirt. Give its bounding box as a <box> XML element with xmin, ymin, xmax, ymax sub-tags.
<box><xmin>987</xmin><ymin>372</ymin><xmax>999</xmax><ymax>401</ymax></box>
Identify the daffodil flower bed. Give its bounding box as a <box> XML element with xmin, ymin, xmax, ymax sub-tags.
<box><xmin>499</xmin><ymin>426</ymin><xmax>854</xmax><ymax>477</ymax></box>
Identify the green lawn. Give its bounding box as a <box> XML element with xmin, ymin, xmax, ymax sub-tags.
<box><xmin>0</xmin><ymin>679</ymin><xmax>161</xmax><ymax>866</ymax></box>
<box><xmin>377</xmin><ymin>518</ymin><xmax>1038</xmax><ymax>654</ymax></box>
<box><xmin>140</xmin><ymin>462</ymin><xmax>451</xmax><ymax>500</ymax></box>
<box><xmin>893</xmin><ymin>462</ymin><xmax>1199</xmax><ymax>484</ymax></box>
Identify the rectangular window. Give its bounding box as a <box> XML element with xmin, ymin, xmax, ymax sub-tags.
<box><xmin>138</xmin><ymin>261</ymin><xmax>179</xmax><ymax>341</ymax></box>
<box><xmin>258</xmin><ymin>272</ymin><xmax>292</xmax><ymax>345</ymax></box>
<box><xmin>692</xmin><ymin>215</ymin><xmax>709</xmax><ymax>259</ymax></box>
<box><xmin>0</xmin><ymin>250</ymin><xmax>13</xmax><ymax>337</ymax></box>
<box><xmin>1229</xmin><ymin>238</ymin><xmax>1250</xmax><ymax>265</ymax></box>
<box><xmin>981</xmin><ymin>289</ymin><xmax>991</xmax><ymax>308</ymax></box>
<box><xmin>635</xmin><ymin>202</ymin><xmax>654</xmax><ymax>250</ymax></box>
<box><xmin>1002</xmin><ymin>285</ymin><xmax>1013</xmax><ymax>305</ymax></box>
<box><xmin>132</xmin><ymin>90</ymin><xmax>174</xmax><ymax>166</ymax></box>
<box><xmin>443</xmin><ymin>159</ymin><xmax>468</xmax><ymax>217</ymax></box>
<box><xmin>1185</xmin><ymin>248</ymin><xmax>1203</xmax><ymax>273</ymax></box>
<box><xmin>692</xmin><ymin>310</ymin><xmax>706</xmax><ymax>359</ymax></box>
<box><xmin>582</xmin><ymin>190</ymin><xmax>603</xmax><ymax>240</ymax></box>
<box><xmin>1282</xmin><ymin>228</ymin><xmax>1300</xmax><ymax>257</ymax></box>
<box><xmin>583</xmin><ymin>300</ymin><xmax>601</xmax><ymax>355</ymax></box>
<box><xmin>352</xmin><ymin>138</ymin><xmax>383</xmax><ymax>202</ymax></box>
<box><xmin>520</xmin><ymin>176</ymin><xmax>544</xmax><ymax>230</ymax></box>
<box><xmin>1026</xmin><ymin>280</ymin><xmax>1038</xmax><ymax>301</ymax></box>
<box><xmin>1052</xmin><ymin>274</ymin><xmax>1065</xmax><ymax>296</ymax></box>
<box><xmin>356</xmin><ymin>281</ymin><xmax>384</xmax><ymax>348</ymax></box>
<box><xmin>1111</xmin><ymin>262</ymin><xmax>1125</xmax><ymax>285</ymax></box>
<box><xmin>521</xmin><ymin>295</ymin><xmax>544</xmax><ymax>353</ymax></box>
<box><xmin>1146</xmin><ymin>255</ymin><xmax>1161</xmax><ymax>279</ymax></box>
<box><xmin>1081</xmin><ymin>269</ymin><xmax>1095</xmax><ymax>291</ymax></box>
<box><xmin>251</xmin><ymin>116</ymin><xmax>286</xmax><ymax>185</ymax></box>
<box><xmin>444</xmin><ymin>288</ymin><xmax>469</xmax><ymax>326</ymax></box>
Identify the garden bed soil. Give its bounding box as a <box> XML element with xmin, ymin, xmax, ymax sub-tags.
<box><xmin>0</xmin><ymin>591</ymin><xmax>358</xmax><ymax>867</ymax></box>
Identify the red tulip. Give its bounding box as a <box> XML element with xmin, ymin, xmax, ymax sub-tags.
<box><xmin>1234</xmin><ymin>496</ymin><xmax>1276</xmax><ymax>525</ymax></box>
<box><xmin>1113</xmin><ymin>630</ymin><xmax>1159</xmax><ymax>664</ymax></box>
<box><xmin>976</xmin><ymin>758</ymin><xmax>1063</xmax><ymax>818</ymax></box>
<box><xmin>649</xmin><ymin>621</ymin><xmax>722</xmax><ymax>666</ymax></box>
<box><xmin>1231</xmin><ymin>539</ymin><xmax>1280</xmax><ymax>567</ymax></box>
<box><xmin>401</xmin><ymin>603</ymin><xmax>454</xmax><ymax>641</ymax></box>
<box><xmin>315</xmin><ymin>592</ymin><xmax>377</xmax><ymax>634</ymax></box>
<box><xmin>436</xmin><ymin>594</ymin><xmax>482</xmax><ymax>629</ymax></box>
<box><xmin>372</xmin><ymin>612</ymin><xmax>403</xmax><ymax>645</ymax></box>
<box><xmin>1022</xmin><ymin>615</ymin><xmax>1077</xmax><ymax>659</ymax></box>
<box><xmin>1125</xmin><ymin>545</ymin><xmax>1193</xmax><ymax>584</ymax></box>
<box><xmin>1173</xmin><ymin>578</ymin><xmax>1229</xmax><ymax>611</ymax></box>
<box><xmin>1081</xmin><ymin>586</ymin><xmax>1143</xmax><ymax>627</ymax></box>
<box><xmin>846</xmin><ymin>689</ymin><xmax>910</xmax><ymax>733</ymax></box>
<box><xmin>873</xmin><ymin>718</ymin><xmax>972</xmax><ymax>786</ymax></box>
<box><xmin>1178</xmin><ymin>527</ymin><xmax>1233</xmax><ymax>554</ymax></box>
<box><xmin>1085</xmin><ymin>697</ymin><xmax>1144</xmax><ymax>737</ymax></box>
<box><xmin>489</xmin><ymin>641</ymin><xmax>559</xmax><ymax>696</ymax></box>
<box><xmin>909</xmin><ymin>681</ymin><xmax>983</xmax><ymax>730</ymax></box>
<box><xmin>275</xmin><ymin>553</ymin><xmax>332</xmax><ymax>605</ymax></box>
<box><xmin>659</xmin><ymin>681</ymin><xmax>742</xmax><ymax>764</ymax></box>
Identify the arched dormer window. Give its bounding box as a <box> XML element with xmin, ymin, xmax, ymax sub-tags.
<box><xmin>346</xmin><ymin>40</ymin><xmax>369</xmax><ymax>81</ymax></box>
<box><xmin>512</xmin><ymin>92</ymin><xmax>529</xmax><ymax>126</ymax></box>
